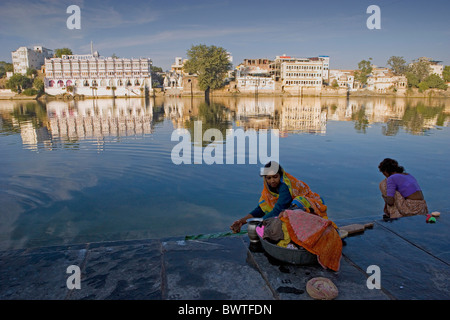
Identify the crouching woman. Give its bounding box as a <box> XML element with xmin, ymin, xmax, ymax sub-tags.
<box><xmin>378</xmin><ymin>158</ymin><xmax>428</xmax><ymax>219</ymax></box>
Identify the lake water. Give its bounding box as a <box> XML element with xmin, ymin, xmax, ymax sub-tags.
<box><xmin>1</xmin><ymin>96</ymin><xmax>449</xmax><ymax>250</ymax></box>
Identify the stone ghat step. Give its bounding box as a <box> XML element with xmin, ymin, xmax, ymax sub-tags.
<box><xmin>0</xmin><ymin>213</ymin><xmax>448</xmax><ymax>300</ymax></box>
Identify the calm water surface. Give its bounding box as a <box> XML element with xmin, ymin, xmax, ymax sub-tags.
<box><xmin>0</xmin><ymin>96</ymin><xmax>449</xmax><ymax>250</ymax></box>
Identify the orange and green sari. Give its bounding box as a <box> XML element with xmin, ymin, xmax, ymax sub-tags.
<box><xmin>258</xmin><ymin>170</ymin><xmax>328</xmax><ymax>219</ymax></box>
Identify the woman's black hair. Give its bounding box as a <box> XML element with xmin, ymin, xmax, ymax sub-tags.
<box><xmin>378</xmin><ymin>158</ymin><xmax>405</xmax><ymax>174</ymax></box>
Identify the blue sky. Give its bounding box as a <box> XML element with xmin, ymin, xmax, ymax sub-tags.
<box><xmin>1</xmin><ymin>0</ymin><xmax>449</xmax><ymax>71</ymax></box>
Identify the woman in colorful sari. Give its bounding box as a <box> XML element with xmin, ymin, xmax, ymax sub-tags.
<box><xmin>230</xmin><ymin>161</ymin><xmax>328</xmax><ymax>233</ymax></box>
<box><xmin>378</xmin><ymin>158</ymin><xmax>428</xmax><ymax>219</ymax></box>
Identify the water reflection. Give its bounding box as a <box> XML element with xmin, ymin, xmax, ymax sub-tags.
<box><xmin>1</xmin><ymin>96</ymin><xmax>449</xmax><ymax>250</ymax></box>
<box><xmin>1</xmin><ymin>97</ymin><xmax>449</xmax><ymax>151</ymax></box>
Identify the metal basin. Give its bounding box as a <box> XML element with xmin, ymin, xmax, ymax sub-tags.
<box><xmin>258</xmin><ymin>233</ymin><xmax>317</xmax><ymax>265</ymax></box>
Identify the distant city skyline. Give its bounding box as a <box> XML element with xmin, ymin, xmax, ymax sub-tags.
<box><xmin>1</xmin><ymin>0</ymin><xmax>449</xmax><ymax>71</ymax></box>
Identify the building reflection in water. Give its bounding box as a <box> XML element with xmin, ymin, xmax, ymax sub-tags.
<box><xmin>47</xmin><ymin>98</ymin><xmax>153</xmax><ymax>141</ymax></box>
<box><xmin>0</xmin><ymin>97</ymin><xmax>449</xmax><ymax>151</ymax></box>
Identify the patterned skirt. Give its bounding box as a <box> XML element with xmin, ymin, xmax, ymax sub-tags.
<box><xmin>379</xmin><ymin>179</ymin><xmax>428</xmax><ymax>218</ymax></box>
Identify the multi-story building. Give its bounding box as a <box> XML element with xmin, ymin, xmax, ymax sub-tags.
<box><xmin>318</xmin><ymin>55</ymin><xmax>330</xmax><ymax>83</ymax></box>
<box><xmin>366</xmin><ymin>67</ymin><xmax>407</xmax><ymax>93</ymax></box>
<box><xmin>44</xmin><ymin>52</ymin><xmax>152</xmax><ymax>97</ymax></box>
<box><xmin>171</xmin><ymin>57</ymin><xmax>186</xmax><ymax>75</ymax></box>
<box><xmin>270</xmin><ymin>55</ymin><xmax>329</xmax><ymax>82</ymax></box>
<box><xmin>279</xmin><ymin>56</ymin><xmax>325</xmax><ymax>93</ymax></box>
<box><xmin>11</xmin><ymin>46</ymin><xmax>53</xmax><ymax>75</ymax></box>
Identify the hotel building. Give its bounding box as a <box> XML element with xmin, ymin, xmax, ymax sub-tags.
<box><xmin>44</xmin><ymin>52</ymin><xmax>152</xmax><ymax>97</ymax></box>
<box><xmin>279</xmin><ymin>56</ymin><xmax>326</xmax><ymax>93</ymax></box>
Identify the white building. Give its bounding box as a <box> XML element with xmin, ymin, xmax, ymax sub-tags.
<box><xmin>428</xmin><ymin>59</ymin><xmax>444</xmax><ymax>78</ymax></box>
<box><xmin>44</xmin><ymin>52</ymin><xmax>152</xmax><ymax>97</ymax></box>
<box><xmin>366</xmin><ymin>67</ymin><xmax>407</xmax><ymax>93</ymax></box>
<box><xmin>329</xmin><ymin>70</ymin><xmax>355</xmax><ymax>90</ymax></box>
<box><xmin>236</xmin><ymin>75</ymin><xmax>275</xmax><ymax>93</ymax></box>
<box><xmin>235</xmin><ymin>59</ymin><xmax>275</xmax><ymax>93</ymax></box>
<box><xmin>318</xmin><ymin>56</ymin><xmax>330</xmax><ymax>82</ymax></box>
<box><xmin>171</xmin><ymin>57</ymin><xmax>186</xmax><ymax>75</ymax></box>
<box><xmin>11</xmin><ymin>46</ymin><xmax>53</xmax><ymax>75</ymax></box>
<box><xmin>280</xmin><ymin>56</ymin><xmax>325</xmax><ymax>93</ymax></box>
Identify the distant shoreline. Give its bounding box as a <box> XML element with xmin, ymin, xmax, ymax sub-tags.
<box><xmin>1</xmin><ymin>88</ymin><xmax>450</xmax><ymax>101</ymax></box>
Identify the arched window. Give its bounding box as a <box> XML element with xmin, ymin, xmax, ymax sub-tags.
<box><xmin>100</xmin><ymin>79</ymin><xmax>107</xmax><ymax>86</ymax></box>
<box><xmin>57</xmin><ymin>80</ymin><xmax>64</xmax><ymax>87</ymax></box>
<box><xmin>66</xmin><ymin>80</ymin><xmax>72</xmax><ymax>86</ymax></box>
<box><xmin>84</xmin><ymin>80</ymin><xmax>89</xmax><ymax>87</ymax></box>
<box><xmin>135</xmin><ymin>80</ymin><xmax>140</xmax><ymax>86</ymax></box>
<box><xmin>49</xmin><ymin>80</ymin><xmax>55</xmax><ymax>87</ymax></box>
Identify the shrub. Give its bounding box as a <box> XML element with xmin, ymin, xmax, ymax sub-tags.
<box><xmin>22</xmin><ymin>88</ymin><xmax>38</xmax><ymax>96</ymax></box>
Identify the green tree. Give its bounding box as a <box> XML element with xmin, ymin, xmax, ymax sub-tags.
<box><xmin>150</xmin><ymin>65</ymin><xmax>164</xmax><ymax>88</ymax></box>
<box><xmin>418</xmin><ymin>81</ymin><xmax>429</xmax><ymax>92</ymax></box>
<box><xmin>0</xmin><ymin>61</ymin><xmax>13</xmax><ymax>78</ymax></box>
<box><xmin>26</xmin><ymin>67</ymin><xmax>38</xmax><ymax>78</ymax></box>
<box><xmin>54</xmin><ymin>48</ymin><xmax>73</xmax><ymax>58</ymax></box>
<box><xmin>183</xmin><ymin>44</ymin><xmax>232</xmax><ymax>98</ymax></box>
<box><xmin>331</xmin><ymin>79</ymin><xmax>339</xmax><ymax>88</ymax></box>
<box><xmin>422</xmin><ymin>74</ymin><xmax>448</xmax><ymax>90</ymax></box>
<box><xmin>387</xmin><ymin>56</ymin><xmax>407</xmax><ymax>75</ymax></box>
<box><xmin>405</xmin><ymin>71</ymin><xmax>419</xmax><ymax>88</ymax></box>
<box><xmin>6</xmin><ymin>73</ymin><xmax>32</xmax><ymax>92</ymax></box>
<box><xmin>443</xmin><ymin>66</ymin><xmax>450</xmax><ymax>82</ymax></box>
<box><xmin>408</xmin><ymin>59</ymin><xmax>431</xmax><ymax>83</ymax></box>
<box><xmin>354</xmin><ymin>58</ymin><xmax>373</xmax><ymax>86</ymax></box>
<box><xmin>33</xmin><ymin>78</ymin><xmax>44</xmax><ymax>93</ymax></box>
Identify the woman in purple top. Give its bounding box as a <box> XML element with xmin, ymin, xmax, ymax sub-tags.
<box><xmin>378</xmin><ymin>158</ymin><xmax>428</xmax><ymax>218</ymax></box>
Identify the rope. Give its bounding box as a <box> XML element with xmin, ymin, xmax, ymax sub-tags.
<box><xmin>185</xmin><ymin>230</ymin><xmax>247</xmax><ymax>240</ymax></box>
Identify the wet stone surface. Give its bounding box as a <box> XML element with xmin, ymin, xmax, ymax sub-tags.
<box><xmin>0</xmin><ymin>213</ymin><xmax>448</xmax><ymax>300</ymax></box>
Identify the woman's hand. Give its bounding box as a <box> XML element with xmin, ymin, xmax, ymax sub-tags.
<box><xmin>279</xmin><ymin>211</ymin><xmax>288</xmax><ymax>219</ymax></box>
<box><xmin>230</xmin><ymin>218</ymin><xmax>246</xmax><ymax>233</ymax></box>
<box><xmin>382</xmin><ymin>195</ymin><xmax>395</xmax><ymax>206</ymax></box>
